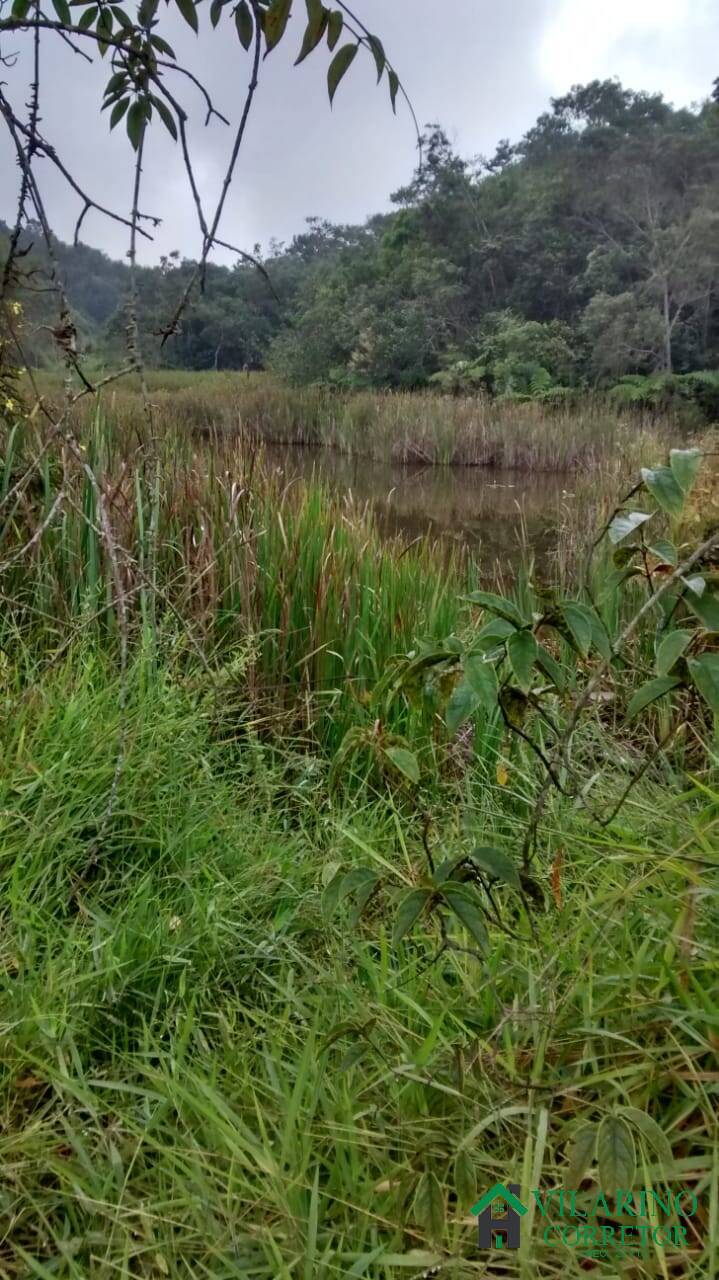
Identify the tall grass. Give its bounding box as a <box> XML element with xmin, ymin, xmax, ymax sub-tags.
<box><xmin>29</xmin><ymin>369</ymin><xmax>677</xmax><ymax>470</ymax></box>
<box><xmin>0</xmin><ymin>653</ymin><xmax>716</xmax><ymax>1278</ymax></box>
<box><xmin>1</xmin><ymin>387</ymin><xmax>716</xmax><ymax>1278</ymax></box>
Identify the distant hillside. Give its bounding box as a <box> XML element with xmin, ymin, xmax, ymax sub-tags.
<box><xmin>3</xmin><ymin>78</ymin><xmax>719</xmax><ymax>399</ymax></box>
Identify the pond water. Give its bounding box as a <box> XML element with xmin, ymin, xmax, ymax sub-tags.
<box><xmin>264</xmin><ymin>445</ymin><xmax>580</xmax><ymax>568</ymax></box>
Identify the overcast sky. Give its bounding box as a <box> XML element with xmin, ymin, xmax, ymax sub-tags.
<box><xmin>1</xmin><ymin>0</ymin><xmax>717</xmax><ymax>265</ymax></box>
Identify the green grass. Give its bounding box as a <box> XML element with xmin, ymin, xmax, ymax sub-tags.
<box><xmin>1</xmin><ymin>391</ymin><xmax>717</xmax><ymax>1277</ymax></box>
<box><xmin>1</xmin><ymin>652</ymin><xmax>716</xmax><ymax>1278</ymax></box>
<box><xmin>28</xmin><ymin>369</ymin><xmax>677</xmax><ymax>471</ymax></box>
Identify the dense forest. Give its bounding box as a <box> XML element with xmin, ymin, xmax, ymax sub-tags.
<box><xmin>4</xmin><ymin>78</ymin><xmax>719</xmax><ymax>408</ymax></box>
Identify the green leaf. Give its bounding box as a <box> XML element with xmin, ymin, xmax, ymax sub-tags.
<box><xmin>348</xmin><ymin>873</ymin><xmax>380</xmax><ymax>926</ymax></box>
<box><xmin>109</xmin><ymin>97</ymin><xmax>130</xmax><ymax>129</ymax></box>
<box><xmin>687</xmin><ymin>654</ymin><xmax>719</xmax><ymax>715</ymax></box>
<box><xmin>462</xmin><ymin>653</ymin><xmax>498</xmax><ymax>712</ymax></box>
<box><xmin>326</xmin><ymin>7</ymin><xmax>342</xmax><ymax>48</ymax></box>
<box><xmin>235</xmin><ymin>0</ymin><xmax>253</xmax><ymax>47</ymax></box>
<box><xmin>462</xmin><ymin>589</ymin><xmax>524</xmax><ymax>628</ymax></box>
<box><xmin>295</xmin><ymin>0</ymin><xmax>327</xmax><ymax>63</ymax></box>
<box><xmin>51</xmin><ymin>0</ymin><xmax>72</xmax><ymax>23</ymax></box>
<box><xmin>597</xmin><ymin>1115</ymin><xmax>636</xmax><ymax>1195</ymax></box>
<box><xmin>78</xmin><ymin>4</ymin><xmax>98</xmax><ymax>29</ymax></box>
<box><xmin>608</xmin><ymin>511</ymin><xmax>653</xmax><ymax>544</ymax></box>
<box><xmin>264</xmin><ymin>0</ymin><xmax>292</xmax><ymax>51</ymax></box>
<box><xmin>442</xmin><ymin>884</ymin><xmax>488</xmax><ymax>951</ymax></box>
<box><xmin>641</xmin><ymin>466</ymin><xmax>685</xmax><ymax>519</ymax></box>
<box><xmin>338</xmin><ymin>866</ymin><xmax>377</xmax><ymax>907</ymax></box>
<box><xmin>445</xmin><ymin>678</ymin><xmax>478</xmax><ymax>735</ymax></box>
<box><xmin>613</xmin><ymin>543</ymin><xmax>639</xmax><ymax>567</ymax></box>
<box><xmin>393</xmin><ymin>888</ymin><xmax>431</xmax><ymax>942</ymax></box>
<box><xmin>11</xmin><ymin>0</ymin><xmax>33</xmax><ymax>17</ymax></box>
<box><xmin>110</xmin><ymin>6</ymin><xmax>133</xmax><ymax>29</ymax></box>
<box><xmin>174</xmin><ymin>0</ymin><xmax>198</xmax><ymax>32</ymax></box>
<box><xmin>564</xmin><ymin>1125</ymin><xmax>596</xmax><ymax>1191</ymax></box>
<box><xmin>382</xmin><ymin>745</ymin><xmax>420</xmax><ymax>785</ymax></box>
<box><xmin>470</xmin><ymin>845</ymin><xmax>520</xmax><ymax>890</ymax></box>
<box><xmin>210</xmin><ymin>0</ymin><xmax>223</xmax><ymax>27</ymax></box>
<box><xmin>321</xmin><ymin>866</ymin><xmax>345</xmax><ymax>919</ymax></box>
<box><xmin>535</xmin><ymin>644</ymin><xmax>565</xmax><ymax>692</ymax></box>
<box><xmin>669</xmin><ymin>448</ymin><xmax>701</xmax><ymax>495</ymax></box>
<box><xmin>454</xmin><ymin>1148</ymin><xmax>477</xmax><ymax>1208</ymax></box>
<box><xmin>648</xmin><ymin>538</ymin><xmax>677</xmax><ymax>566</ymax></box>
<box><xmin>617</xmin><ymin>1107</ymin><xmax>674</xmax><ymax>1176</ymax></box>
<box><xmin>150</xmin><ymin>96</ymin><xmax>178</xmax><ymax>140</ymax></box>
<box><xmin>150</xmin><ymin>34</ymin><xmax>176</xmax><ymax>56</ymax></box>
<box><xmin>367</xmin><ymin>33</ymin><xmax>385</xmax><ymax>81</ymax></box>
<box><xmin>388</xmin><ymin>68</ymin><xmax>399</xmax><ymax>112</ymax></box>
<box><xmin>626</xmin><ymin>676</ymin><xmax>682</xmax><ymax>720</ymax></box>
<box><xmin>507</xmin><ymin>629</ymin><xmax>537</xmax><ymax>693</ymax></box>
<box><xmin>412</xmin><ymin>1172</ymin><xmax>445</xmax><ymax>1244</ymax></box>
<box><xmin>655</xmin><ymin>629</ymin><xmax>692</xmax><ymax>676</ymax></box>
<box><xmin>588</xmin><ymin>612</ymin><xmax>613</xmax><ymax>662</ymax></box>
<box><xmin>685</xmin><ymin>588</ymin><xmax>719</xmax><ymax>633</ymax></box>
<box><xmin>327</xmin><ymin>41</ymin><xmax>357</xmax><ymax>105</ymax></box>
<box><xmin>560</xmin><ymin>602</ymin><xmax>593</xmax><ymax>659</ymax></box>
<box><xmin>338</xmin><ymin>1041</ymin><xmax>368</xmax><ymax>1072</ymax></box>
<box><xmin>126</xmin><ymin>99</ymin><xmax>147</xmax><ymax>151</ymax></box>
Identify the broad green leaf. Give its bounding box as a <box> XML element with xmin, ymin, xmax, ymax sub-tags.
<box><xmin>151</xmin><ymin>96</ymin><xmax>178</xmax><ymax>141</ymax></box>
<box><xmin>338</xmin><ymin>866</ymin><xmax>376</xmax><ymax>906</ymax></box>
<box><xmin>174</xmin><ymin>0</ymin><xmax>198</xmax><ymax>33</ymax></box>
<box><xmin>669</xmin><ymin>448</ymin><xmax>701</xmax><ymax>495</ymax></box>
<box><xmin>442</xmin><ymin>884</ymin><xmax>488</xmax><ymax>950</ymax></box>
<box><xmin>462</xmin><ymin>589</ymin><xmax>524</xmax><ymax>628</ymax></box>
<box><xmin>613</xmin><ymin>543</ymin><xmax>639</xmax><ymax>567</ymax></box>
<box><xmin>109</xmin><ymin>97</ymin><xmax>130</xmax><ymax>130</ymax></box>
<box><xmin>327</xmin><ymin>42</ymin><xmax>358</xmax><ymax>104</ymax></box>
<box><xmin>682</xmin><ymin>574</ymin><xmax>705</xmax><ymax>596</ymax></box>
<box><xmin>641</xmin><ymin>466</ymin><xmax>684</xmax><ymax>518</ymax></box>
<box><xmin>393</xmin><ymin>888</ymin><xmax>431</xmax><ymax>942</ymax></box>
<box><xmin>51</xmin><ymin>0</ymin><xmax>72</xmax><ymax>23</ymax></box>
<box><xmin>588</xmin><ymin>612</ymin><xmax>613</xmax><ymax>662</ymax></box>
<box><xmin>78</xmin><ymin>5</ymin><xmax>98</xmax><ymax>29</ymax></box>
<box><xmin>536</xmin><ymin>644</ymin><xmax>565</xmax><ymax>692</ymax></box>
<box><xmin>655</xmin><ymin>629</ymin><xmax>691</xmax><ymax>676</ymax></box>
<box><xmin>110</xmin><ymin>6</ymin><xmax>133</xmax><ymax>29</ymax></box>
<box><xmin>617</xmin><ymin>1107</ymin><xmax>674</xmax><ymax>1176</ymax></box>
<box><xmin>471</xmin><ymin>845</ymin><xmax>520</xmax><ymax>890</ymax></box>
<box><xmin>413</xmin><ymin>1171</ymin><xmax>445</xmax><ymax>1244</ymax></box>
<box><xmin>388</xmin><ymin>68</ymin><xmax>399</xmax><ymax>112</ymax></box>
<box><xmin>507</xmin><ymin>629</ymin><xmax>537</xmax><ymax>693</ymax></box>
<box><xmin>474</xmin><ymin>617</ymin><xmax>516</xmax><ymax>647</ymax></box>
<box><xmin>349</xmin><ymin>873</ymin><xmax>380</xmax><ymax>925</ymax></box>
<box><xmin>597</xmin><ymin>1115</ymin><xmax>636</xmax><ymax>1195</ymax></box>
<box><xmin>338</xmin><ymin>1041</ymin><xmax>368</xmax><ymax>1072</ymax></box>
<box><xmin>367</xmin><ymin>33</ymin><xmax>385</xmax><ymax>81</ymax></box>
<box><xmin>626</xmin><ymin>676</ymin><xmax>682</xmax><ymax>720</ymax></box>
<box><xmin>264</xmin><ymin>0</ymin><xmax>292</xmax><ymax>51</ymax></box>
<box><xmin>235</xmin><ymin>0</ymin><xmax>253</xmax><ymax>48</ymax></box>
<box><xmin>126</xmin><ymin>99</ymin><xmax>147</xmax><ymax>151</ymax></box>
<box><xmin>462</xmin><ymin>653</ymin><xmax>498</xmax><ymax>712</ymax></box>
<box><xmin>210</xmin><ymin>0</ymin><xmax>223</xmax><ymax>27</ymax></box>
<box><xmin>445</xmin><ymin>678</ymin><xmax>478</xmax><ymax>735</ymax></box>
<box><xmin>608</xmin><ymin>511</ymin><xmax>653</xmax><ymax>544</ymax></box>
<box><xmin>326</xmin><ymin>7</ymin><xmax>342</xmax><ymax>48</ymax></box>
<box><xmin>454</xmin><ymin>1149</ymin><xmax>477</xmax><ymax>1208</ymax></box>
<box><xmin>321</xmin><ymin>866</ymin><xmax>345</xmax><ymax>918</ymax></box>
<box><xmin>685</xmin><ymin>588</ymin><xmax>719</xmax><ymax>632</ymax></box>
<box><xmin>295</xmin><ymin>0</ymin><xmax>327</xmax><ymax>63</ymax></box>
<box><xmin>11</xmin><ymin>0</ymin><xmax>33</xmax><ymax>17</ymax></box>
<box><xmin>382</xmin><ymin>745</ymin><xmax>420</xmax><ymax>784</ymax></box>
<box><xmin>648</xmin><ymin>538</ymin><xmax>677</xmax><ymax>566</ymax></box>
<box><xmin>687</xmin><ymin>653</ymin><xmax>719</xmax><ymax>715</ymax></box>
<box><xmin>564</xmin><ymin>1125</ymin><xmax>596</xmax><ymax>1191</ymax></box>
<box><xmin>560</xmin><ymin>602</ymin><xmax>593</xmax><ymax>658</ymax></box>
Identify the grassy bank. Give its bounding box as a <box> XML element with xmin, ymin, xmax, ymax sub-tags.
<box><xmin>1</xmin><ymin>650</ymin><xmax>716</xmax><ymax>1278</ymax></box>
<box><xmin>1</xmin><ymin>402</ymin><xmax>717</xmax><ymax>1277</ymax></box>
<box><xmin>29</xmin><ymin>369</ymin><xmax>679</xmax><ymax>471</ymax></box>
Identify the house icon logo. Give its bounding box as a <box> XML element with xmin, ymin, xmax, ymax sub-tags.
<box><xmin>471</xmin><ymin>1182</ymin><xmax>527</xmax><ymax>1250</ymax></box>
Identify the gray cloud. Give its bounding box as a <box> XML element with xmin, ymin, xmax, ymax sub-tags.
<box><xmin>1</xmin><ymin>0</ymin><xmax>716</xmax><ymax>265</ymax></box>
